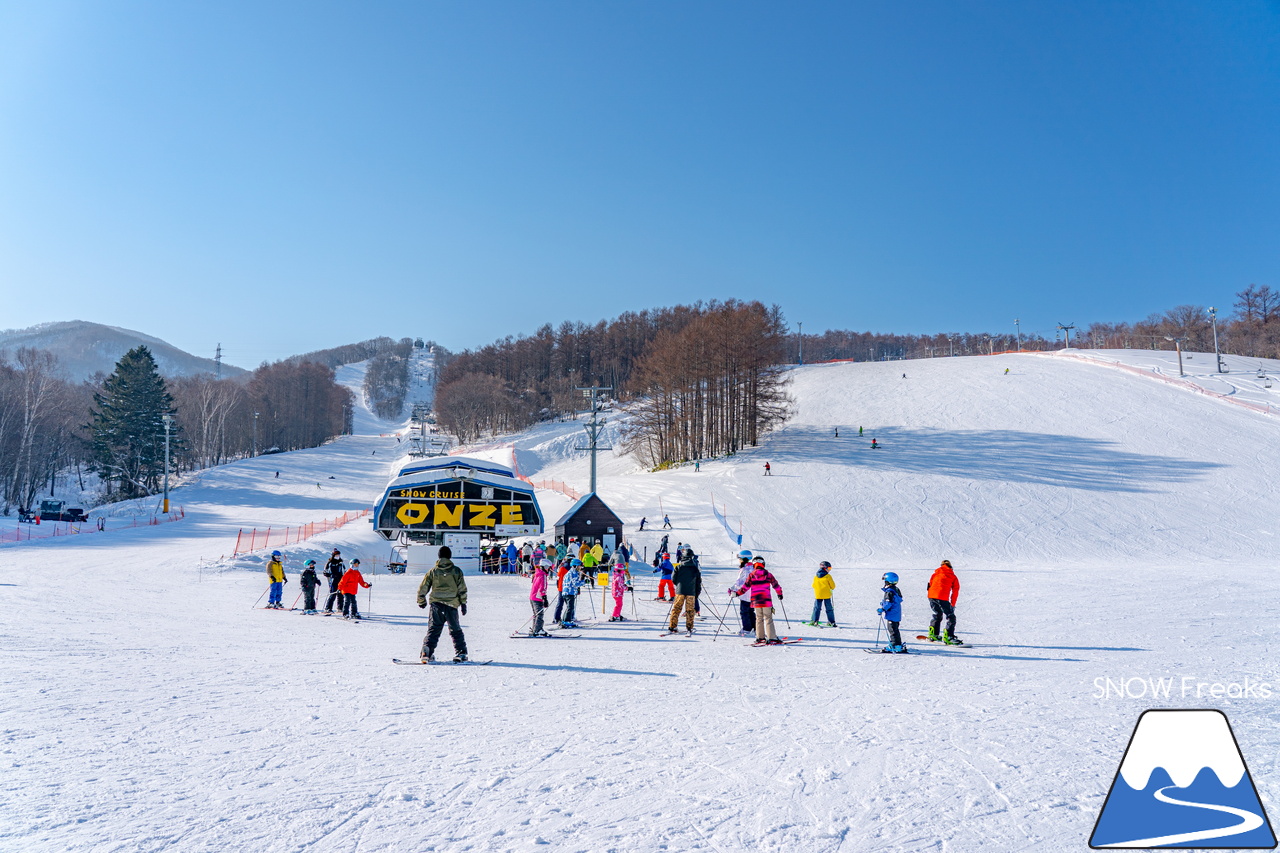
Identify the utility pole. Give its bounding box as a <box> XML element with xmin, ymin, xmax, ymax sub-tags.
<box><xmin>575</xmin><ymin>386</ymin><xmax>613</xmax><ymax>494</ymax></box>
<box><xmin>797</xmin><ymin>321</ymin><xmax>803</xmax><ymax>365</ymax></box>
<box><xmin>1014</xmin><ymin>318</ymin><xmax>1021</xmax><ymax>351</ymax></box>
<box><xmin>1164</xmin><ymin>336</ymin><xmax>1185</xmax><ymax>377</ymax></box>
<box><xmin>948</xmin><ymin>335</ymin><xmax>955</xmax><ymax>358</ymax></box>
<box><xmin>1209</xmin><ymin>307</ymin><xmax>1226</xmax><ymax>373</ymax></box>
<box><xmin>214</xmin><ymin>343</ymin><xmax>222</xmax><ymax>379</ymax></box>
<box><xmin>252</xmin><ymin>411</ymin><xmax>259</xmax><ymax>457</ymax></box>
<box><xmin>161</xmin><ymin>413</ymin><xmax>173</xmax><ymax>514</ymax></box>
<box><xmin>1057</xmin><ymin>323</ymin><xmax>1076</xmax><ymax>348</ymax></box>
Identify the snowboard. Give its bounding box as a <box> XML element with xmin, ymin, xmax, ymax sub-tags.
<box><xmin>915</xmin><ymin>635</ymin><xmax>970</xmax><ymax>648</ymax></box>
<box><xmin>392</xmin><ymin>658</ymin><xmax>492</xmax><ymax>666</ymax></box>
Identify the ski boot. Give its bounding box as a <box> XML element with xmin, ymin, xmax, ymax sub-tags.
<box><xmin>942</xmin><ymin>632</ymin><xmax>963</xmax><ymax>646</ymax></box>
<box><xmin>421</xmin><ymin>650</ymin><xmax>435</xmax><ymax>663</ymax></box>
<box><xmin>453</xmin><ymin>652</ymin><xmax>469</xmax><ymax>663</ymax></box>
<box><xmin>884</xmin><ymin>643</ymin><xmax>909</xmax><ymax>654</ymax></box>
<box><xmin>766</xmin><ymin>638</ymin><xmax>783</xmax><ymax>645</ymax></box>
<box><xmin>926</xmin><ymin>627</ymin><xmax>941</xmax><ymax>642</ymax></box>
<box><xmin>825</xmin><ymin>622</ymin><xmax>837</xmax><ymax>628</ymax></box>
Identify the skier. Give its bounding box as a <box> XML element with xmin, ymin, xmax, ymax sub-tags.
<box><xmin>926</xmin><ymin>559</ymin><xmax>962</xmax><ymax>644</ymax></box>
<box><xmin>694</xmin><ymin>461</ymin><xmax>700</xmax><ymax>472</ymax></box>
<box><xmin>265</xmin><ymin>551</ymin><xmax>286</xmax><ymax>609</ymax></box>
<box><xmin>806</xmin><ymin>561</ymin><xmax>837</xmax><ymax>627</ymax></box>
<box><xmin>730</xmin><ymin>550</ymin><xmax>756</xmax><ymax>636</ymax></box>
<box><xmin>553</xmin><ymin>558</ymin><xmax>571</xmax><ymax>624</ymax></box>
<box><xmin>338</xmin><ymin>558</ymin><xmax>371</xmax><ymax>620</ymax></box>
<box><xmin>322</xmin><ymin>549</ymin><xmax>345</xmax><ymax>614</ymax></box>
<box><xmin>560</xmin><ymin>559</ymin><xmax>583</xmax><ymax>627</ymax></box>
<box><xmin>608</xmin><ymin>563</ymin><xmax>629</xmax><ymax>621</ymax></box>
<box><xmin>590</xmin><ymin>542</ymin><xmax>607</xmax><ymax>587</ymax></box>
<box><xmin>871</xmin><ymin>438</ymin><xmax>879</xmax><ymax>449</ymax></box>
<box><xmin>834</xmin><ymin>427</ymin><xmax>839</xmax><ymax>438</ymax></box>
<box><xmin>666</xmin><ymin>549</ymin><xmax>702</xmax><ymax>634</ymax></box>
<box><xmin>417</xmin><ymin>545</ymin><xmax>469</xmax><ymax>662</ymax></box>
<box><xmin>652</xmin><ymin>552</ymin><xmax>675</xmax><ymax>601</ymax></box>
<box><xmin>657</xmin><ymin>533</ymin><xmax>670</xmax><ymax>555</ymax></box>
<box><xmin>504</xmin><ymin>540</ymin><xmax>518</xmax><ymax>575</ymax></box>
<box><xmin>662</xmin><ymin>514</ymin><xmax>672</xmax><ymax>529</ymax></box>
<box><xmin>763</xmin><ymin>462</ymin><xmax>771</xmax><ymax>476</ymax></box>
<box><xmin>733</xmin><ymin>557</ymin><xmax>783</xmax><ymax>645</ymax></box>
<box><xmin>299</xmin><ymin>559</ymin><xmax>321</xmax><ymax>614</ymax></box>
<box><xmin>1004</xmin><ymin>367</ymin><xmax>1010</xmax><ymax>375</ymax></box>
<box><xmin>520</xmin><ymin>542</ymin><xmax>534</xmax><ymax>574</ymax></box>
<box><xmin>529</xmin><ymin>559</ymin><xmax>551</xmax><ymax>636</ymax></box>
<box><xmin>859</xmin><ymin>426</ymin><xmax>863</xmax><ymax>436</ymax></box>
<box><xmin>639</xmin><ymin>517</ymin><xmax>647</xmax><ymax>531</ymax></box>
<box><xmin>877</xmin><ymin>572</ymin><xmax>907</xmax><ymax>653</ymax></box>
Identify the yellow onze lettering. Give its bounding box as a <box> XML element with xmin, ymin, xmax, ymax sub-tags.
<box><xmin>501</xmin><ymin>505</ymin><xmax>523</xmax><ymax>525</ymax></box>
<box><xmin>434</xmin><ymin>503</ymin><xmax>463</xmax><ymax>527</ymax></box>
<box><xmin>396</xmin><ymin>503</ymin><xmax>430</xmax><ymax>525</ymax></box>
<box><xmin>469</xmin><ymin>505</ymin><xmax>496</xmax><ymax>527</ymax></box>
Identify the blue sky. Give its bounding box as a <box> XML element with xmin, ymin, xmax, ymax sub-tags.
<box><xmin>1</xmin><ymin>1</ymin><xmax>1277</xmax><ymax>369</ymax></box>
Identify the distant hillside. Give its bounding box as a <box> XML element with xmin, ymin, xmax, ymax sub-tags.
<box><xmin>0</xmin><ymin>321</ymin><xmax>248</xmax><ymax>381</ymax></box>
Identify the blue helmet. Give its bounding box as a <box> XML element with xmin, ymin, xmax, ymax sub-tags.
<box><xmin>738</xmin><ymin>549</ymin><xmax>753</xmax><ymax>558</ymax></box>
<box><xmin>882</xmin><ymin>572</ymin><xmax>899</xmax><ymax>584</ymax></box>
<box><xmin>272</xmin><ymin>550</ymin><xmax>282</xmax><ymax>558</ymax></box>
<box><xmin>570</xmin><ymin>558</ymin><xmax>583</xmax><ymax>567</ymax></box>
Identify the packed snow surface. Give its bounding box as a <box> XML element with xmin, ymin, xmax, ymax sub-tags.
<box><xmin>2</xmin><ymin>350</ymin><xmax>1278</xmax><ymax>852</ymax></box>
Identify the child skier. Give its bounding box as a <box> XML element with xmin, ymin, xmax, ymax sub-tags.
<box><xmin>560</xmin><ymin>559</ymin><xmax>583</xmax><ymax>627</ymax></box>
<box><xmin>322</xmin><ymin>549</ymin><xmax>345</xmax><ymax>613</ymax></box>
<box><xmin>417</xmin><ymin>545</ymin><xmax>468</xmax><ymax>662</ymax></box>
<box><xmin>733</xmin><ymin>557</ymin><xmax>783</xmax><ymax>645</ymax></box>
<box><xmin>652</xmin><ymin>552</ymin><xmax>675</xmax><ymax>601</ymax></box>
<box><xmin>299</xmin><ymin>559</ymin><xmax>321</xmax><ymax>614</ymax></box>
<box><xmin>926</xmin><ymin>559</ymin><xmax>962</xmax><ymax>645</ymax></box>
<box><xmin>807</xmin><ymin>561</ymin><xmax>837</xmax><ymax>626</ymax></box>
<box><xmin>553</xmin><ymin>558</ymin><xmax>571</xmax><ymax>624</ymax></box>
<box><xmin>265</xmin><ymin>551</ymin><xmax>286</xmax><ymax>609</ymax></box>
<box><xmin>338</xmin><ymin>558</ymin><xmax>371</xmax><ymax>620</ymax></box>
<box><xmin>529</xmin><ymin>559</ymin><xmax>551</xmax><ymax>636</ymax></box>
<box><xmin>730</xmin><ymin>550</ymin><xmax>756</xmax><ymax>636</ymax></box>
<box><xmin>877</xmin><ymin>572</ymin><xmax>907</xmax><ymax>653</ymax></box>
<box><xmin>608</xmin><ymin>563</ymin><xmax>629</xmax><ymax>621</ymax></box>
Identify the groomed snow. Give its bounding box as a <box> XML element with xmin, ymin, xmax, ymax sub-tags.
<box><xmin>2</xmin><ymin>350</ymin><xmax>1278</xmax><ymax>852</ymax></box>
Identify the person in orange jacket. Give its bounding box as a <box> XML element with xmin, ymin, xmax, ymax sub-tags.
<box><xmin>338</xmin><ymin>558</ymin><xmax>372</xmax><ymax>621</ymax></box>
<box><xmin>925</xmin><ymin>559</ymin><xmax>961</xmax><ymax>644</ymax></box>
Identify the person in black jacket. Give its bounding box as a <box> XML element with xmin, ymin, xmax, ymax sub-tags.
<box><xmin>322</xmin><ymin>549</ymin><xmax>345</xmax><ymax>614</ymax></box>
<box><xmin>300</xmin><ymin>560</ymin><xmax>322</xmax><ymax>614</ymax></box>
<box><xmin>666</xmin><ymin>550</ymin><xmax>702</xmax><ymax>634</ymax></box>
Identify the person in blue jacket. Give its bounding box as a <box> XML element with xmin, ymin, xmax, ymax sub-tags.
<box><xmin>560</xmin><ymin>559</ymin><xmax>584</xmax><ymax>627</ymax></box>
<box><xmin>504</xmin><ymin>541</ymin><xmax>519</xmax><ymax>575</ymax></box>
<box><xmin>877</xmin><ymin>572</ymin><xmax>907</xmax><ymax>654</ymax></box>
<box><xmin>651</xmin><ymin>552</ymin><xmax>676</xmax><ymax>601</ymax></box>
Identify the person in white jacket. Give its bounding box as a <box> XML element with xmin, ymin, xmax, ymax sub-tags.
<box><xmin>729</xmin><ymin>550</ymin><xmax>756</xmax><ymax>636</ymax></box>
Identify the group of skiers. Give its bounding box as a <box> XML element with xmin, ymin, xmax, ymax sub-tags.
<box><xmin>263</xmin><ymin>548</ymin><xmax>371</xmax><ymax>619</ymax></box>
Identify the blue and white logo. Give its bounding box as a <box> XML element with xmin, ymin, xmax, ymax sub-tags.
<box><xmin>1091</xmin><ymin>709</ymin><xmax>1276</xmax><ymax>849</ymax></box>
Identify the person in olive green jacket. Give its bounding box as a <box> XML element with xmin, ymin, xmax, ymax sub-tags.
<box><xmin>417</xmin><ymin>546</ymin><xmax>469</xmax><ymax>662</ymax></box>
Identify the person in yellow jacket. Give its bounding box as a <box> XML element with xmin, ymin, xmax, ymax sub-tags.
<box><xmin>806</xmin><ymin>561</ymin><xmax>837</xmax><ymax>627</ymax></box>
<box><xmin>265</xmin><ymin>550</ymin><xmax>287</xmax><ymax>609</ymax></box>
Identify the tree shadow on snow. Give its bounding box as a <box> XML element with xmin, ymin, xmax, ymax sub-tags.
<box><xmin>484</xmin><ymin>661</ymin><xmax>677</xmax><ymax>678</ymax></box>
<box><xmin>761</xmin><ymin>426</ymin><xmax>1220</xmax><ymax>492</ymax></box>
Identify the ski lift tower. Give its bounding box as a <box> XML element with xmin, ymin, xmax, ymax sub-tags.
<box><xmin>575</xmin><ymin>385</ymin><xmax>612</xmax><ymax>495</ymax></box>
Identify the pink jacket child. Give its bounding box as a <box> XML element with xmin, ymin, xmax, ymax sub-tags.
<box><xmin>528</xmin><ymin>561</ymin><xmax>551</xmax><ymax>636</ymax></box>
<box><xmin>735</xmin><ymin>564</ymin><xmax>783</xmax><ymax>608</ymax></box>
<box><xmin>608</xmin><ymin>565</ymin><xmax>629</xmax><ymax>621</ymax></box>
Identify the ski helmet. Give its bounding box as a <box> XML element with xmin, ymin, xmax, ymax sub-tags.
<box><xmin>570</xmin><ymin>559</ymin><xmax>583</xmax><ymax>567</ymax></box>
<box><xmin>539</xmin><ymin>558</ymin><xmax>552</xmax><ymax>568</ymax></box>
<box><xmin>738</xmin><ymin>549</ymin><xmax>753</xmax><ymax>558</ymax></box>
<box><xmin>882</xmin><ymin>572</ymin><xmax>899</xmax><ymax>584</ymax></box>
<box><xmin>753</xmin><ymin>557</ymin><xmax>766</xmax><ymax>566</ymax></box>
<box><xmin>272</xmin><ymin>550</ymin><xmax>282</xmax><ymax>558</ymax></box>
<box><xmin>351</xmin><ymin>559</ymin><xmax>360</xmax><ymax>566</ymax></box>
<box><xmin>304</xmin><ymin>559</ymin><xmax>316</xmax><ymax>567</ymax></box>
<box><xmin>819</xmin><ymin>560</ymin><xmax>832</xmax><ymax>569</ymax></box>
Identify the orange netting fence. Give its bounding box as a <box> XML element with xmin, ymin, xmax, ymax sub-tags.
<box><xmin>233</xmin><ymin>508</ymin><xmax>372</xmax><ymax>556</ymax></box>
<box><xmin>522</xmin><ymin>478</ymin><xmax>582</xmax><ymax>500</ymax></box>
<box><xmin>1</xmin><ymin>508</ymin><xmax>186</xmax><ymax>545</ymax></box>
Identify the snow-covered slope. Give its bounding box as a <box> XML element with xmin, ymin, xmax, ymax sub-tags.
<box><xmin>3</xmin><ymin>351</ymin><xmax>1277</xmax><ymax>853</ymax></box>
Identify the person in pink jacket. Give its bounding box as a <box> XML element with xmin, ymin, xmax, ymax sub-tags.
<box><xmin>608</xmin><ymin>563</ymin><xmax>630</xmax><ymax>622</ymax></box>
<box><xmin>529</xmin><ymin>559</ymin><xmax>551</xmax><ymax>636</ymax></box>
<box><xmin>733</xmin><ymin>557</ymin><xmax>784</xmax><ymax>645</ymax></box>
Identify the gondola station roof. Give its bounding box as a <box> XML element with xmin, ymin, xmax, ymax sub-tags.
<box><xmin>553</xmin><ymin>493</ymin><xmax>624</xmax><ymax>541</ymax></box>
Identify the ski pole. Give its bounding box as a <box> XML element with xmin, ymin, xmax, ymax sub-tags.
<box><xmin>711</xmin><ymin>593</ymin><xmax>734</xmax><ymax>641</ymax></box>
<box><xmin>874</xmin><ymin>614</ymin><xmax>883</xmax><ymax>649</ymax></box>
<box><xmin>778</xmin><ymin>595</ymin><xmax>791</xmax><ymax>628</ymax></box>
<box><xmin>252</xmin><ymin>585</ymin><xmax>270</xmax><ymax>609</ymax></box>
<box><xmin>290</xmin><ymin>590</ymin><xmax>303</xmax><ymax>610</ymax></box>
<box><xmin>630</xmin><ymin>585</ymin><xmax>638</xmax><ymax>621</ymax></box>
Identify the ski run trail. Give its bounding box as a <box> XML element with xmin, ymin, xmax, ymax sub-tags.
<box><xmin>3</xmin><ymin>348</ymin><xmax>1279</xmax><ymax>853</ymax></box>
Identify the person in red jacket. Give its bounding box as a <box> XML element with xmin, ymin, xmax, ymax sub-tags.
<box><xmin>338</xmin><ymin>558</ymin><xmax>372</xmax><ymax>621</ymax></box>
<box><xmin>926</xmin><ymin>559</ymin><xmax>961</xmax><ymax>644</ymax></box>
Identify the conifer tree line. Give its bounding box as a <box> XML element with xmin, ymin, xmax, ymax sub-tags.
<box><xmin>0</xmin><ymin>345</ymin><xmax>354</xmax><ymax>513</ymax></box>
<box><xmin>362</xmin><ymin>338</ymin><xmax>414</xmax><ymax>420</ymax></box>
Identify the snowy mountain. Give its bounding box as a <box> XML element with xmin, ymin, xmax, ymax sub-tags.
<box><xmin>0</xmin><ymin>320</ymin><xmax>247</xmax><ymax>380</ymax></box>
<box><xmin>4</xmin><ymin>349</ymin><xmax>1279</xmax><ymax>853</ymax></box>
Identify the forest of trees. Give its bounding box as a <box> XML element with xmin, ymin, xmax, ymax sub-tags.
<box><xmin>0</xmin><ymin>346</ymin><xmax>354</xmax><ymax>513</ymax></box>
<box><xmin>362</xmin><ymin>339</ymin><xmax>414</xmax><ymax>420</ymax></box>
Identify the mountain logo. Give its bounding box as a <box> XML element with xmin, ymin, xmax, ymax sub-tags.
<box><xmin>1090</xmin><ymin>709</ymin><xmax>1276</xmax><ymax>849</ymax></box>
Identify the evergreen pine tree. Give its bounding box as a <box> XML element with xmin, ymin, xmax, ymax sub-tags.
<box><xmin>88</xmin><ymin>346</ymin><xmax>181</xmax><ymax>499</ymax></box>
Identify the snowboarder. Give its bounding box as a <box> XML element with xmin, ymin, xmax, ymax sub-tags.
<box><xmin>322</xmin><ymin>549</ymin><xmax>345</xmax><ymax>613</ymax></box>
<box><xmin>339</xmin><ymin>559</ymin><xmax>371</xmax><ymax>620</ymax></box>
<box><xmin>299</xmin><ymin>560</ymin><xmax>321</xmax><ymax>614</ymax></box>
<box><xmin>662</xmin><ymin>514</ymin><xmax>672</xmax><ymax>529</ymax></box>
<box><xmin>733</xmin><ymin>557</ymin><xmax>783</xmax><ymax>645</ymax></box>
<box><xmin>608</xmin><ymin>563</ymin><xmax>629</xmax><ymax>621</ymax></box>
<box><xmin>265</xmin><ymin>551</ymin><xmax>286</xmax><ymax>609</ymax></box>
<box><xmin>639</xmin><ymin>517</ymin><xmax>647</xmax><ymax>531</ymax></box>
<box><xmin>560</xmin><ymin>560</ymin><xmax>583</xmax><ymax>627</ymax></box>
<box><xmin>1004</xmin><ymin>367</ymin><xmax>1010</xmax><ymax>375</ymax></box>
<box><xmin>926</xmin><ymin>559</ymin><xmax>962</xmax><ymax>645</ymax></box>
<box><xmin>763</xmin><ymin>462</ymin><xmax>771</xmax><ymax>476</ymax></box>
<box><xmin>730</xmin><ymin>550</ymin><xmax>756</xmax><ymax>636</ymax></box>
<box><xmin>529</xmin><ymin>559</ymin><xmax>551</xmax><ymax>636</ymax></box>
<box><xmin>666</xmin><ymin>549</ymin><xmax>702</xmax><ymax>634</ymax></box>
<box><xmin>417</xmin><ymin>546</ymin><xmax>468</xmax><ymax>662</ymax></box>
<box><xmin>652</xmin><ymin>552</ymin><xmax>675</xmax><ymax>601</ymax></box>
<box><xmin>878</xmin><ymin>572</ymin><xmax>907</xmax><ymax>653</ymax></box>
<box><xmin>806</xmin><ymin>561</ymin><xmax>837</xmax><ymax>626</ymax></box>
<box><xmin>871</xmin><ymin>438</ymin><xmax>879</xmax><ymax>449</ymax></box>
